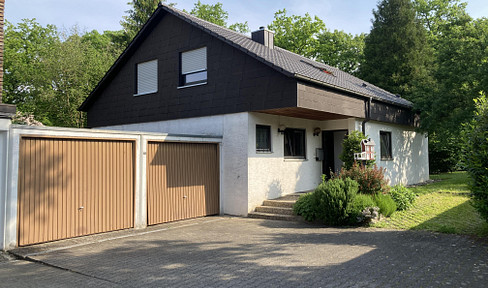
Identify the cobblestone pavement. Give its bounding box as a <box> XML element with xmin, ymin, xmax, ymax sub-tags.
<box><xmin>3</xmin><ymin>216</ymin><xmax>488</xmax><ymax>287</ymax></box>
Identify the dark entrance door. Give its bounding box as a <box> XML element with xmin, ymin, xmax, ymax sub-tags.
<box><xmin>322</xmin><ymin>130</ymin><xmax>348</xmax><ymax>178</ymax></box>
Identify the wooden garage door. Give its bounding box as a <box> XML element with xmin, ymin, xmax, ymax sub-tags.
<box><xmin>17</xmin><ymin>137</ymin><xmax>134</xmax><ymax>246</ymax></box>
<box><xmin>147</xmin><ymin>142</ymin><xmax>219</xmax><ymax>225</ymax></box>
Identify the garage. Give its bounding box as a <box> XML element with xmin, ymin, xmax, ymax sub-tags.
<box><xmin>146</xmin><ymin>142</ymin><xmax>219</xmax><ymax>225</ymax></box>
<box><xmin>17</xmin><ymin>136</ymin><xmax>135</xmax><ymax>246</ymax></box>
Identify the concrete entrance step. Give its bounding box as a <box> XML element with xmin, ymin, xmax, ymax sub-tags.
<box><xmin>249</xmin><ymin>192</ymin><xmax>311</xmax><ymax>221</ymax></box>
<box><xmin>248</xmin><ymin>212</ymin><xmax>301</xmax><ymax>221</ymax></box>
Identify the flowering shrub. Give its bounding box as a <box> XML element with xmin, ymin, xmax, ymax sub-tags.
<box><xmin>333</xmin><ymin>163</ymin><xmax>389</xmax><ymax>195</ymax></box>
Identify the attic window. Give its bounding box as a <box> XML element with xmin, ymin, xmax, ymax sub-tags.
<box><xmin>135</xmin><ymin>59</ymin><xmax>158</xmax><ymax>96</ymax></box>
<box><xmin>180</xmin><ymin>47</ymin><xmax>207</xmax><ymax>87</ymax></box>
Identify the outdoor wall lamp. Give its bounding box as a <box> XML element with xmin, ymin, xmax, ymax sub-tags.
<box><xmin>313</xmin><ymin>127</ymin><xmax>321</xmax><ymax>136</ymax></box>
<box><xmin>278</xmin><ymin>124</ymin><xmax>286</xmax><ymax>134</ymax></box>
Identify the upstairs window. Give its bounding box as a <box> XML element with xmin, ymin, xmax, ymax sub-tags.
<box><xmin>135</xmin><ymin>59</ymin><xmax>158</xmax><ymax>95</ymax></box>
<box><xmin>284</xmin><ymin>128</ymin><xmax>306</xmax><ymax>159</ymax></box>
<box><xmin>380</xmin><ymin>131</ymin><xmax>393</xmax><ymax>160</ymax></box>
<box><xmin>180</xmin><ymin>47</ymin><xmax>207</xmax><ymax>87</ymax></box>
<box><xmin>256</xmin><ymin>125</ymin><xmax>271</xmax><ymax>152</ymax></box>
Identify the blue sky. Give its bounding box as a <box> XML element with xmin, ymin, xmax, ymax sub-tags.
<box><xmin>5</xmin><ymin>0</ymin><xmax>488</xmax><ymax>35</ymax></box>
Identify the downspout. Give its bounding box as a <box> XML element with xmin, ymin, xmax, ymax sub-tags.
<box><xmin>362</xmin><ymin>97</ymin><xmax>372</xmax><ymax>135</ymax></box>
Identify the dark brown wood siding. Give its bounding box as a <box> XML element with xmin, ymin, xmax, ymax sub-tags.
<box><xmin>86</xmin><ymin>12</ymin><xmax>297</xmax><ymax>127</ymax></box>
<box><xmin>297</xmin><ymin>82</ymin><xmax>366</xmax><ymax>118</ymax></box>
<box><xmin>370</xmin><ymin>101</ymin><xmax>418</xmax><ymax>127</ymax></box>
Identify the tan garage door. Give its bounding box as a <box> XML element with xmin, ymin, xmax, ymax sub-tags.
<box><xmin>17</xmin><ymin>136</ymin><xmax>134</xmax><ymax>246</ymax></box>
<box><xmin>147</xmin><ymin>142</ymin><xmax>219</xmax><ymax>225</ymax></box>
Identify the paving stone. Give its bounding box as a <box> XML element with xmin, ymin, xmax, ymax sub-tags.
<box><xmin>4</xmin><ymin>216</ymin><xmax>488</xmax><ymax>287</ymax></box>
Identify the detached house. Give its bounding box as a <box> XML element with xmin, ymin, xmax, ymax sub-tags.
<box><xmin>79</xmin><ymin>4</ymin><xmax>428</xmax><ymax>216</ymax></box>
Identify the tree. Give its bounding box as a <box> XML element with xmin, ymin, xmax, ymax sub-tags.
<box><xmin>462</xmin><ymin>93</ymin><xmax>488</xmax><ymax>221</ymax></box>
<box><xmin>316</xmin><ymin>30</ymin><xmax>366</xmax><ymax>74</ymax></box>
<box><xmin>120</xmin><ymin>0</ymin><xmax>175</xmax><ymax>46</ymax></box>
<box><xmin>267</xmin><ymin>9</ymin><xmax>326</xmax><ymax>58</ymax></box>
<box><xmin>410</xmin><ymin>0</ymin><xmax>488</xmax><ymax>172</ymax></box>
<box><xmin>3</xmin><ymin>19</ymin><xmax>59</xmax><ymax>124</ymax></box>
<box><xmin>359</xmin><ymin>0</ymin><xmax>432</xmax><ymax>100</ymax></box>
<box><xmin>187</xmin><ymin>1</ymin><xmax>249</xmax><ymax>33</ymax></box>
<box><xmin>4</xmin><ymin>20</ymin><xmax>121</xmax><ymax>127</ymax></box>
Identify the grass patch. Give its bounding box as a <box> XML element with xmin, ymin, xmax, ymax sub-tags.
<box><xmin>409</xmin><ymin>171</ymin><xmax>471</xmax><ymax>195</ymax></box>
<box><xmin>373</xmin><ymin>172</ymin><xmax>488</xmax><ymax>237</ymax></box>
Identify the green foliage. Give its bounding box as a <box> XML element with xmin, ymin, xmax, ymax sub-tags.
<box><xmin>267</xmin><ymin>9</ymin><xmax>326</xmax><ymax>58</ymax></box>
<box><xmin>334</xmin><ymin>163</ymin><xmax>389</xmax><ymax>195</ymax></box>
<box><xmin>349</xmin><ymin>194</ymin><xmax>376</xmax><ymax>220</ymax></box>
<box><xmin>389</xmin><ymin>185</ymin><xmax>416</xmax><ymax>210</ymax></box>
<box><xmin>339</xmin><ymin>130</ymin><xmax>375</xmax><ymax>170</ymax></box>
<box><xmin>374</xmin><ymin>194</ymin><xmax>397</xmax><ymax>217</ymax></box>
<box><xmin>187</xmin><ymin>1</ymin><xmax>249</xmax><ymax>33</ymax></box>
<box><xmin>316</xmin><ymin>30</ymin><xmax>365</xmax><ymax>75</ymax></box>
<box><xmin>293</xmin><ymin>193</ymin><xmax>317</xmax><ymax>221</ymax></box>
<box><xmin>428</xmin><ymin>132</ymin><xmax>459</xmax><ymax>173</ymax></box>
<box><xmin>120</xmin><ymin>0</ymin><xmax>174</xmax><ymax>45</ymax></box>
<box><xmin>4</xmin><ymin>20</ymin><xmax>121</xmax><ymax>127</ymax></box>
<box><xmin>461</xmin><ymin>93</ymin><xmax>488</xmax><ymax>222</ymax></box>
<box><xmin>313</xmin><ymin>178</ymin><xmax>359</xmax><ymax>225</ymax></box>
<box><xmin>359</xmin><ymin>0</ymin><xmax>433</xmax><ymax>100</ymax></box>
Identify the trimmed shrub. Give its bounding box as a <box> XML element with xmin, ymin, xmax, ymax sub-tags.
<box><xmin>374</xmin><ymin>194</ymin><xmax>397</xmax><ymax>217</ymax></box>
<box><xmin>349</xmin><ymin>194</ymin><xmax>376</xmax><ymax>221</ymax></box>
<box><xmin>339</xmin><ymin>130</ymin><xmax>375</xmax><ymax>170</ymax></box>
<box><xmin>389</xmin><ymin>185</ymin><xmax>416</xmax><ymax>211</ymax></box>
<box><xmin>462</xmin><ymin>93</ymin><xmax>488</xmax><ymax>222</ymax></box>
<box><xmin>334</xmin><ymin>163</ymin><xmax>389</xmax><ymax>195</ymax></box>
<box><xmin>293</xmin><ymin>193</ymin><xmax>317</xmax><ymax>221</ymax></box>
<box><xmin>314</xmin><ymin>177</ymin><xmax>359</xmax><ymax>225</ymax></box>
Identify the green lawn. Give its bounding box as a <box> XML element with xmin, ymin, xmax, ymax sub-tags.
<box><xmin>373</xmin><ymin>172</ymin><xmax>488</xmax><ymax>237</ymax></box>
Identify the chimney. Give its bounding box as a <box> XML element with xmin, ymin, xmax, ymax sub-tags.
<box><xmin>251</xmin><ymin>26</ymin><xmax>274</xmax><ymax>49</ymax></box>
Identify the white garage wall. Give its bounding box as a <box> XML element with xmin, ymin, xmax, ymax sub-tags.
<box><xmin>361</xmin><ymin>120</ymin><xmax>429</xmax><ymax>185</ymax></box>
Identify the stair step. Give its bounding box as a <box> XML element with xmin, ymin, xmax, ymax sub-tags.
<box><xmin>254</xmin><ymin>206</ymin><xmax>294</xmax><ymax>215</ymax></box>
<box><xmin>262</xmin><ymin>200</ymin><xmax>296</xmax><ymax>208</ymax></box>
<box><xmin>248</xmin><ymin>212</ymin><xmax>301</xmax><ymax>221</ymax></box>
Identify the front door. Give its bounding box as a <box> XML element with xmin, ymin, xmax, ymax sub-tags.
<box><xmin>322</xmin><ymin>130</ymin><xmax>348</xmax><ymax>178</ymax></box>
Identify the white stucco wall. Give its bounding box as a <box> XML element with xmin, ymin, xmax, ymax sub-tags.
<box><xmin>0</xmin><ymin>118</ymin><xmax>11</xmax><ymax>250</ymax></box>
<box><xmin>247</xmin><ymin>113</ymin><xmax>355</xmax><ymax>212</ymax></box>
<box><xmin>360</xmin><ymin>120</ymin><xmax>429</xmax><ymax>185</ymax></box>
<box><xmin>102</xmin><ymin>113</ymin><xmax>250</xmax><ymax>216</ymax></box>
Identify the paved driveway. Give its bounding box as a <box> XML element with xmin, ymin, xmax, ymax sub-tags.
<box><xmin>3</xmin><ymin>216</ymin><xmax>488</xmax><ymax>287</ymax></box>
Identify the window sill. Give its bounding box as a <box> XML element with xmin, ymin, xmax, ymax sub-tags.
<box><xmin>133</xmin><ymin>90</ymin><xmax>157</xmax><ymax>97</ymax></box>
<box><xmin>256</xmin><ymin>151</ymin><xmax>273</xmax><ymax>154</ymax></box>
<box><xmin>177</xmin><ymin>82</ymin><xmax>207</xmax><ymax>89</ymax></box>
<box><xmin>284</xmin><ymin>158</ymin><xmax>307</xmax><ymax>162</ymax></box>
<box><xmin>381</xmin><ymin>158</ymin><xmax>394</xmax><ymax>161</ymax></box>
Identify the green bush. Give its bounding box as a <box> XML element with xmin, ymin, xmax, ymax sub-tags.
<box><xmin>339</xmin><ymin>130</ymin><xmax>375</xmax><ymax>170</ymax></box>
<box><xmin>389</xmin><ymin>185</ymin><xmax>416</xmax><ymax>211</ymax></box>
<box><xmin>462</xmin><ymin>93</ymin><xmax>488</xmax><ymax>222</ymax></box>
<box><xmin>334</xmin><ymin>163</ymin><xmax>389</xmax><ymax>195</ymax></box>
<box><xmin>374</xmin><ymin>194</ymin><xmax>397</xmax><ymax>217</ymax></box>
<box><xmin>314</xmin><ymin>177</ymin><xmax>359</xmax><ymax>225</ymax></box>
<box><xmin>349</xmin><ymin>194</ymin><xmax>376</xmax><ymax>221</ymax></box>
<box><xmin>293</xmin><ymin>193</ymin><xmax>317</xmax><ymax>221</ymax></box>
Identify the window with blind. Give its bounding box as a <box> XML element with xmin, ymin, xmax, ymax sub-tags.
<box><xmin>256</xmin><ymin>125</ymin><xmax>271</xmax><ymax>152</ymax></box>
<box><xmin>135</xmin><ymin>59</ymin><xmax>158</xmax><ymax>95</ymax></box>
<box><xmin>180</xmin><ymin>47</ymin><xmax>207</xmax><ymax>86</ymax></box>
<box><xmin>380</xmin><ymin>131</ymin><xmax>393</xmax><ymax>160</ymax></box>
<box><xmin>284</xmin><ymin>128</ymin><xmax>306</xmax><ymax>159</ymax></box>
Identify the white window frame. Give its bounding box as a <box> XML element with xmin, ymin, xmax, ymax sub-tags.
<box><xmin>134</xmin><ymin>59</ymin><xmax>158</xmax><ymax>96</ymax></box>
<box><xmin>179</xmin><ymin>47</ymin><xmax>207</xmax><ymax>88</ymax></box>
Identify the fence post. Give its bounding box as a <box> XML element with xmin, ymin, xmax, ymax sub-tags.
<box><xmin>0</xmin><ymin>117</ymin><xmax>11</xmax><ymax>250</ymax></box>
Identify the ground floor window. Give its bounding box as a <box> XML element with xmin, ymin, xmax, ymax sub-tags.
<box><xmin>380</xmin><ymin>131</ymin><xmax>392</xmax><ymax>160</ymax></box>
<box><xmin>284</xmin><ymin>128</ymin><xmax>306</xmax><ymax>158</ymax></box>
<box><xmin>256</xmin><ymin>125</ymin><xmax>271</xmax><ymax>152</ymax></box>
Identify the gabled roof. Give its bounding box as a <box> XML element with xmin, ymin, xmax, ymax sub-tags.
<box><xmin>80</xmin><ymin>4</ymin><xmax>412</xmax><ymax>111</ymax></box>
